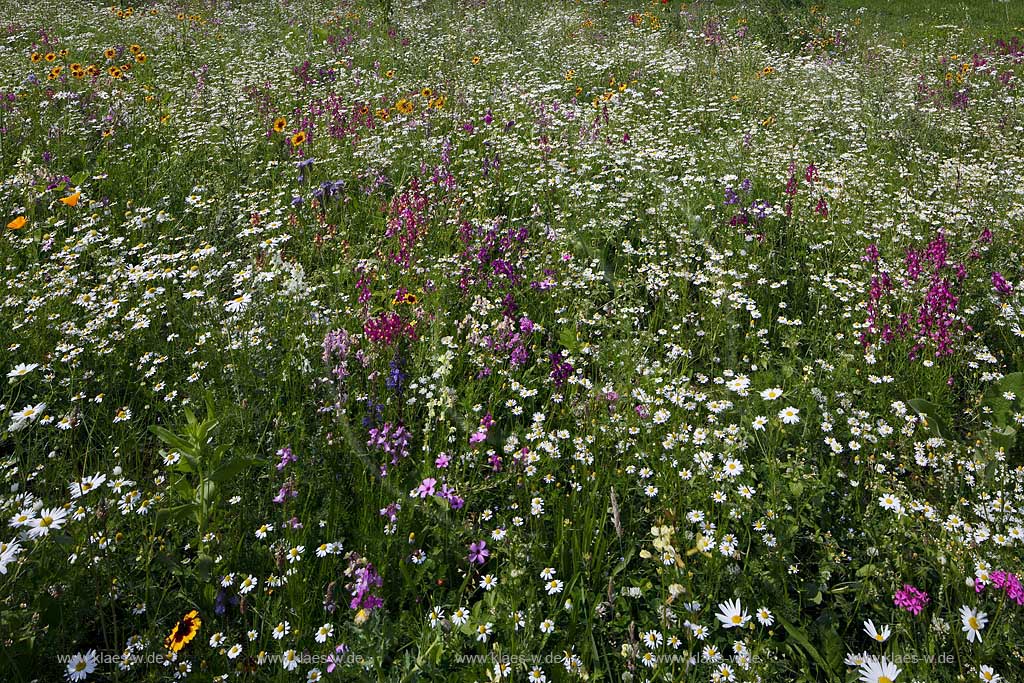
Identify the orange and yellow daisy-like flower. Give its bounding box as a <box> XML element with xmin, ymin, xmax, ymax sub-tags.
<box><xmin>290</xmin><ymin>131</ymin><xmax>307</xmax><ymax>146</ymax></box>
<box><xmin>164</xmin><ymin>610</ymin><xmax>201</xmax><ymax>652</ymax></box>
<box><xmin>103</xmin><ymin>47</ymin><xmax>117</xmax><ymax>60</ymax></box>
<box><xmin>61</xmin><ymin>192</ymin><xmax>81</xmax><ymax>207</ymax></box>
<box><xmin>273</xmin><ymin>116</ymin><xmax>287</xmax><ymax>133</ymax></box>
<box><xmin>395</xmin><ymin>98</ymin><xmax>414</xmax><ymax>115</ymax></box>
<box><xmin>7</xmin><ymin>216</ymin><xmax>27</xmax><ymax>230</ymax></box>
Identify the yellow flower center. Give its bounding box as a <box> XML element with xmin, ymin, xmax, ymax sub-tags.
<box><xmin>969</xmin><ymin>617</ymin><xmax>979</xmax><ymax>629</ymax></box>
<box><xmin>879</xmin><ymin>677</ymin><xmax>892</xmax><ymax>683</ymax></box>
<box><xmin>40</xmin><ymin>516</ymin><xmax>53</xmax><ymax>527</ymax></box>
<box><xmin>731</xmin><ymin>615</ymin><xmax>742</xmax><ymax>624</ymax></box>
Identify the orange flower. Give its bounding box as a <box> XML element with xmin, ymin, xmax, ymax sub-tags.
<box><xmin>164</xmin><ymin>610</ymin><xmax>201</xmax><ymax>652</ymax></box>
<box><xmin>61</xmin><ymin>192</ymin><xmax>81</xmax><ymax>207</ymax></box>
<box><xmin>290</xmin><ymin>131</ymin><xmax>307</xmax><ymax>146</ymax></box>
<box><xmin>7</xmin><ymin>216</ymin><xmax>27</xmax><ymax>230</ymax></box>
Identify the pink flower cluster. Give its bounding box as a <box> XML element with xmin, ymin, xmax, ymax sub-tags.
<box><xmin>981</xmin><ymin>571</ymin><xmax>1024</xmax><ymax>606</ymax></box>
<box><xmin>893</xmin><ymin>584</ymin><xmax>930</xmax><ymax>615</ymax></box>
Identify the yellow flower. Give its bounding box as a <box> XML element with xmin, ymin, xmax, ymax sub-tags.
<box><xmin>7</xmin><ymin>216</ymin><xmax>27</xmax><ymax>230</ymax></box>
<box><xmin>104</xmin><ymin>47</ymin><xmax>117</xmax><ymax>60</ymax></box>
<box><xmin>420</xmin><ymin>87</ymin><xmax>433</xmax><ymax>98</ymax></box>
<box><xmin>273</xmin><ymin>116</ymin><xmax>287</xmax><ymax>133</ymax></box>
<box><xmin>395</xmin><ymin>98</ymin><xmax>414</xmax><ymax>115</ymax></box>
<box><xmin>164</xmin><ymin>610</ymin><xmax>201</xmax><ymax>652</ymax></box>
<box><xmin>61</xmin><ymin>192</ymin><xmax>81</xmax><ymax>207</ymax></box>
<box><xmin>471</xmin><ymin>55</ymin><xmax>481</xmax><ymax>65</ymax></box>
<box><xmin>290</xmin><ymin>131</ymin><xmax>307</xmax><ymax>146</ymax></box>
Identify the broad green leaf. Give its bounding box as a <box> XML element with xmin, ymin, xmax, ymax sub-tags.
<box><xmin>209</xmin><ymin>457</ymin><xmax>262</xmax><ymax>483</ymax></box>
<box><xmin>908</xmin><ymin>399</ymin><xmax>955</xmax><ymax>440</ymax></box>
<box><xmin>156</xmin><ymin>503</ymin><xmax>198</xmax><ymax>524</ymax></box>
<box><xmin>776</xmin><ymin>613</ymin><xmax>835</xmax><ymax>681</ymax></box>
<box><xmin>149</xmin><ymin>425</ymin><xmax>197</xmax><ymax>457</ymax></box>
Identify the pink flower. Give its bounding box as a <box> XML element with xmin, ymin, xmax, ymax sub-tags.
<box><xmin>416</xmin><ymin>477</ymin><xmax>437</xmax><ymax>498</ymax></box>
<box><xmin>893</xmin><ymin>584</ymin><xmax>930</xmax><ymax>615</ymax></box>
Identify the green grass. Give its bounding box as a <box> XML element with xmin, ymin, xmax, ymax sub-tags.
<box><xmin>0</xmin><ymin>1</ymin><xmax>1023</xmax><ymax>681</ymax></box>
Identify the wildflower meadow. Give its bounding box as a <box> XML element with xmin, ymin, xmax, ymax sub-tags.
<box><xmin>2</xmin><ymin>0</ymin><xmax>1024</xmax><ymax>681</ymax></box>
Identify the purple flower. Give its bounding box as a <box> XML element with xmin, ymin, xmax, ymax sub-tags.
<box><xmin>379</xmin><ymin>501</ymin><xmax>401</xmax><ymax>522</ymax></box>
<box><xmin>326</xmin><ymin>644</ymin><xmax>349</xmax><ymax>673</ymax></box>
<box><xmin>276</xmin><ymin>446</ymin><xmax>297</xmax><ymax>472</ymax></box>
<box><xmin>992</xmin><ymin>271</ymin><xmax>1013</xmax><ymax>295</ymax></box>
<box><xmin>863</xmin><ymin>243</ymin><xmax>879</xmax><ymax>263</ymax></box>
<box><xmin>468</xmin><ymin>540</ymin><xmax>489</xmax><ymax>565</ymax></box>
<box><xmin>549</xmin><ymin>352</ymin><xmax>573</xmax><ymax>388</ymax></box>
<box><xmin>273</xmin><ymin>480</ymin><xmax>298</xmax><ymax>504</ymax></box>
<box><xmin>435</xmin><ymin>453</ymin><xmax>450</xmax><ymax>468</ymax></box>
<box><xmin>347</xmin><ymin>557</ymin><xmax>383</xmax><ymax>613</ymax></box>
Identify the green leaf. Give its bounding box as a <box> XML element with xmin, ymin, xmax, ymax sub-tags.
<box><xmin>149</xmin><ymin>425</ymin><xmax>197</xmax><ymax>458</ymax></box>
<box><xmin>209</xmin><ymin>457</ymin><xmax>262</xmax><ymax>483</ymax></box>
<box><xmin>156</xmin><ymin>503</ymin><xmax>198</xmax><ymax>524</ymax></box>
<box><xmin>996</xmin><ymin>372</ymin><xmax>1024</xmax><ymax>398</ymax></box>
<box><xmin>855</xmin><ymin>563</ymin><xmax>877</xmax><ymax>578</ymax></box>
<box><xmin>908</xmin><ymin>399</ymin><xmax>955</xmax><ymax>440</ymax></box>
<box><xmin>195</xmin><ymin>479</ymin><xmax>217</xmax><ymax>506</ymax></box>
<box><xmin>559</xmin><ymin>326</ymin><xmax>580</xmax><ymax>354</ymax></box>
<box><xmin>987</xmin><ymin>426</ymin><xmax>1017</xmax><ymax>450</ymax></box>
<box><xmin>171</xmin><ymin>477</ymin><xmax>194</xmax><ymax>499</ymax></box>
<box><xmin>775</xmin><ymin>613</ymin><xmax>835</xmax><ymax>681</ymax></box>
